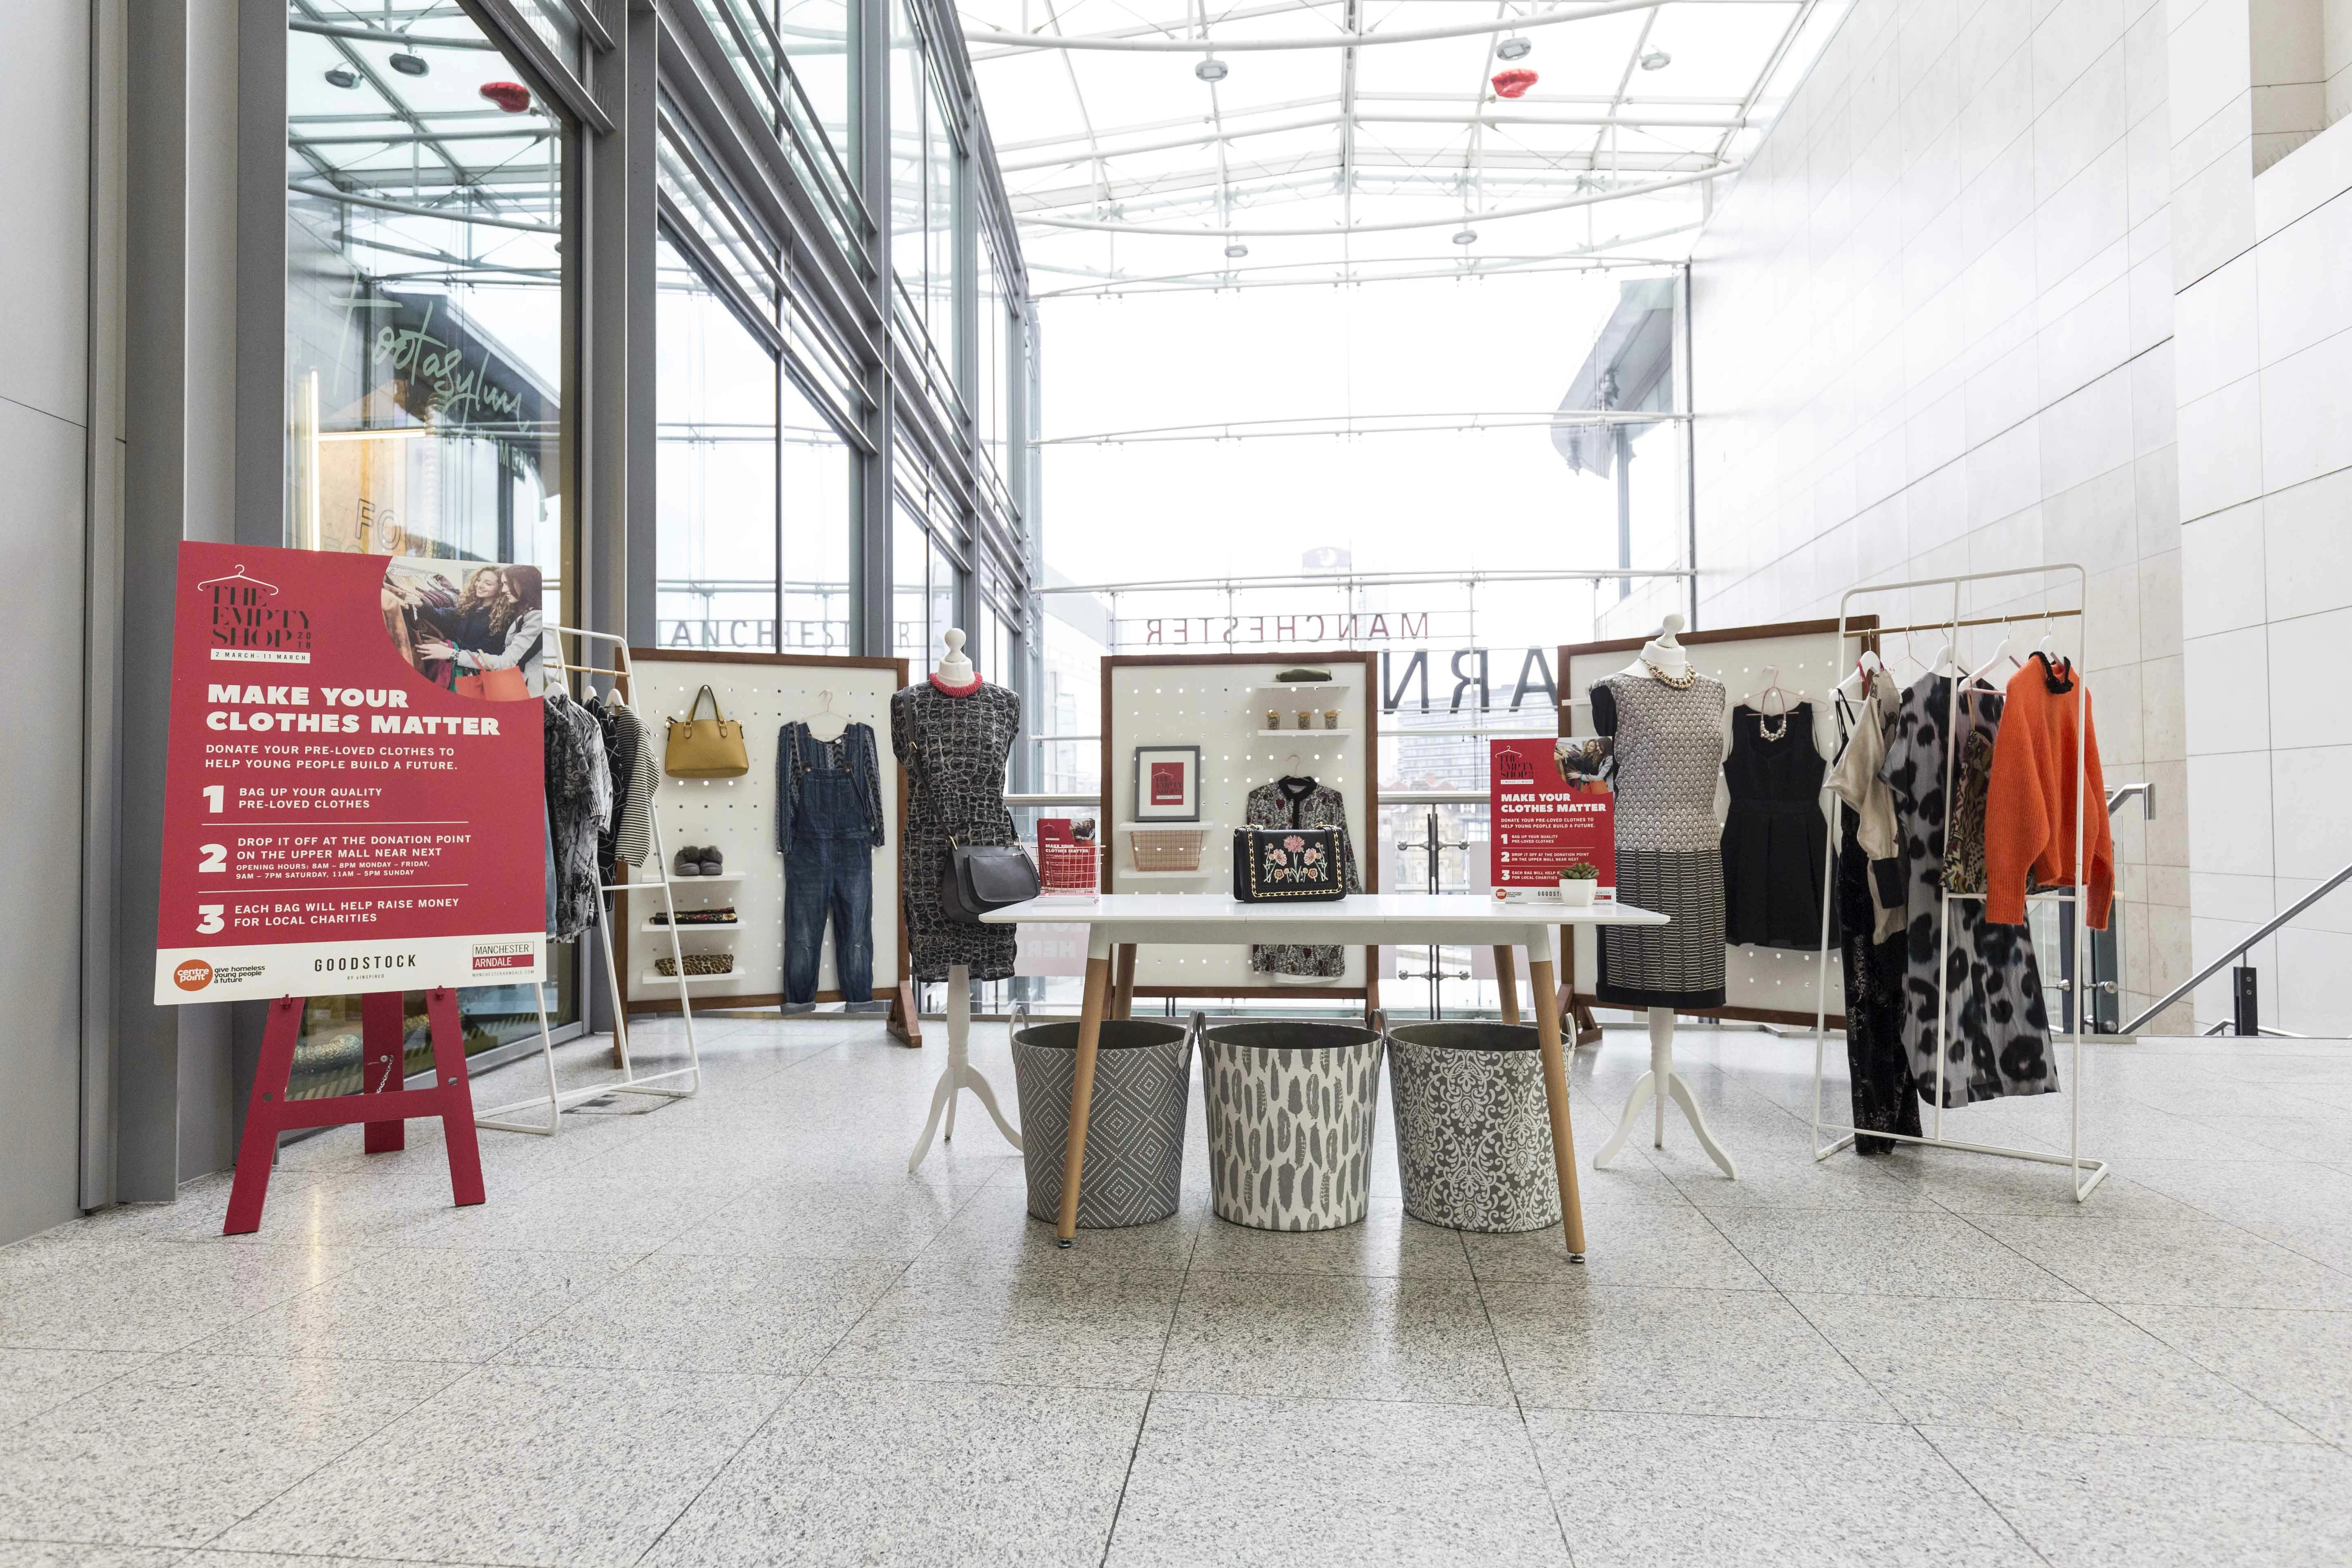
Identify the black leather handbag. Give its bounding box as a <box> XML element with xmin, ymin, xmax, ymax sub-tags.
<box><xmin>1231</xmin><ymin>827</ymin><xmax>1348</xmax><ymax>903</ymax></box>
<box><xmin>939</xmin><ymin>838</ymin><xmax>1041</xmax><ymax>922</ymax></box>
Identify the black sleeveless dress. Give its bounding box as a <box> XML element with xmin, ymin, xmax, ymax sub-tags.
<box><xmin>1720</xmin><ymin>703</ymin><xmax>1835</xmax><ymax>950</ymax></box>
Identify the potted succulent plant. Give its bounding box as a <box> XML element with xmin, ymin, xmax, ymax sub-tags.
<box><xmin>1557</xmin><ymin>860</ymin><xmax>1601</xmax><ymax>908</ymax></box>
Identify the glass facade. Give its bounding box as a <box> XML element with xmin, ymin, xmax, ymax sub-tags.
<box><xmin>655</xmin><ymin>231</ymin><xmax>781</xmax><ymax>651</ymax></box>
<box><xmin>269</xmin><ymin>0</ymin><xmax>1035</xmax><ymax>1078</ymax></box>
<box><xmin>283</xmin><ymin>2</ymin><xmax>580</xmax><ymax>1081</ymax></box>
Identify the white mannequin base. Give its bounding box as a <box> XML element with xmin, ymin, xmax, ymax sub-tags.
<box><xmin>1593</xmin><ymin>1006</ymin><xmax>1739</xmax><ymax>1179</ymax></box>
<box><xmin>907</xmin><ymin>962</ymin><xmax>1022</xmax><ymax>1171</ymax></box>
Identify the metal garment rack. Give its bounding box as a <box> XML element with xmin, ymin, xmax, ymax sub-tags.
<box><xmin>1809</xmin><ymin>566</ymin><xmax>2109</xmax><ymax>1201</ymax></box>
<box><xmin>475</xmin><ymin>627</ymin><xmax>704</xmax><ymax>1136</ymax></box>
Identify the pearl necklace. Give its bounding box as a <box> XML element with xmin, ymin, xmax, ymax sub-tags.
<box><xmin>1643</xmin><ymin>659</ymin><xmax>1696</xmax><ymax>690</ymax></box>
<box><xmin>1756</xmin><ymin>706</ymin><xmax>1789</xmax><ymax>742</ymax></box>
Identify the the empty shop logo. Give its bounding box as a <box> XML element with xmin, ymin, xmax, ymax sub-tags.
<box><xmin>1497</xmin><ymin>749</ymin><xmax>1535</xmax><ymax>782</ymax></box>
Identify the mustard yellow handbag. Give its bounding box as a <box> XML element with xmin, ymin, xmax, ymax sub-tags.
<box><xmin>663</xmin><ymin>684</ymin><xmax>750</xmax><ymax>777</ymax></box>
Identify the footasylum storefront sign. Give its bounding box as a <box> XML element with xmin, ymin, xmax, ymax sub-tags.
<box><xmin>153</xmin><ymin>542</ymin><xmax>548</xmax><ymax>1004</ymax></box>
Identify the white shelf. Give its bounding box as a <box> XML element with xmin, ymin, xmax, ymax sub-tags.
<box><xmin>1250</xmin><ymin>682</ymin><xmax>1352</xmax><ymax>697</ymax></box>
<box><xmin>1119</xmin><ymin>868</ymin><xmax>1216</xmax><ymax>879</ymax></box>
<box><xmin>639</xmin><ymin>919</ymin><xmax>740</xmax><ymax>935</ymax></box>
<box><xmin>1116</xmin><ymin>822</ymin><xmax>1218</xmax><ymax>833</ymax></box>
<box><xmin>626</xmin><ymin>873</ymin><xmax>744</xmax><ymax>888</ymax></box>
<box><xmin>638</xmin><ymin>969</ymin><xmax>742</xmax><ymax>987</ymax></box>
<box><xmin>1255</xmin><ymin>728</ymin><xmax>1352</xmax><ymax>738</ymax></box>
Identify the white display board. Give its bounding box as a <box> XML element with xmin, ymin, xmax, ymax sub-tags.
<box><xmin>621</xmin><ymin>651</ymin><xmax>907</xmax><ymax>1009</ymax></box>
<box><xmin>1559</xmin><ymin>617</ymin><xmax>1876</xmax><ymax>1024</ymax></box>
<box><xmin>1104</xmin><ymin>653</ymin><xmax>1379</xmax><ymax>998</ymax></box>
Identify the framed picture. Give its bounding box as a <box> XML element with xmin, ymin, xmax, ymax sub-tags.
<box><xmin>1132</xmin><ymin>744</ymin><xmax>1202</xmax><ymax>822</ymax></box>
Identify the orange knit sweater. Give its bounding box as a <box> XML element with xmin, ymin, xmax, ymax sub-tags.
<box><xmin>1985</xmin><ymin>656</ymin><xmax>2112</xmax><ymax>928</ymax></box>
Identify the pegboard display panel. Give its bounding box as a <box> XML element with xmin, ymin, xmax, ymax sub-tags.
<box><xmin>1560</xmin><ymin>617</ymin><xmax>1875</xmax><ymax>1022</ymax></box>
<box><xmin>622</xmin><ymin>651</ymin><xmax>906</xmax><ymax>1008</ymax></box>
<box><xmin>1105</xmin><ymin>653</ymin><xmax>1379</xmax><ymax>994</ymax></box>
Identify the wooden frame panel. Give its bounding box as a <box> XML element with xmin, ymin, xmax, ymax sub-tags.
<box><xmin>616</xmin><ymin>649</ymin><xmax>913</xmax><ymax>1024</ymax></box>
<box><xmin>1556</xmin><ymin>616</ymin><xmax>1880</xmax><ymax>1031</ymax></box>
<box><xmin>1100</xmin><ymin>650</ymin><xmax>1382</xmax><ymax>1009</ymax></box>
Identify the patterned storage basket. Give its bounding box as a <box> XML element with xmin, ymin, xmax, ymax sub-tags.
<box><xmin>1385</xmin><ymin>1022</ymin><xmax>1561</xmax><ymax>1232</ymax></box>
<box><xmin>1200</xmin><ymin>1019</ymin><xmax>1383</xmax><ymax>1231</ymax></box>
<box><xmin>1129</xmin><ymin>827</ymin><xmax>1208</xmax><ymax>872</ymax></box>
<box><xmin>1012</xmin><ymin>1012</ymin><xmax>1194</xmax><ymax>1229</ymax></box>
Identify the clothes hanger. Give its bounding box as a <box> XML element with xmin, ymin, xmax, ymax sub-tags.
<box><xmin>797</xmin><ymin>688</ymin><xmax>850</xmax><ymax>742</ymax></box>
<box><xmin>1964</xmin><ymin>627</ymin><xmax>2012</xmax><ymax>686</ymax></box>
<box><xmin>1742</xmin><ymin>664</ymin><xmax>1797</xmax><ymax>717</ymax></box>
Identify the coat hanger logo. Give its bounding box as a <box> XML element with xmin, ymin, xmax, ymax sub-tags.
<box><xmin>195</xmin><ymin>564</ymin><xmax>281</xmax><ymax>597</ymax></box>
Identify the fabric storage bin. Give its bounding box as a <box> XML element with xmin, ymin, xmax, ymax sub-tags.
<box><xmin>1129</xmin><ymin>827</ymin><xmax>1207</xmax><ymax>872</ymax></box>
<box><xmin>1200</xmin><ymin>1018</ymin><xmax>1383</xmax><ymax>1230</ymax></box>
<box><xmin>1385</xmin><ymin>1021</ymin><xmax>1561</xmax><ymax>1232</ymax></box>
<box><xmin>1011</xmin><ymin>1011</ymin><xmax>1193</xmax><ymax>1228</ymax></box>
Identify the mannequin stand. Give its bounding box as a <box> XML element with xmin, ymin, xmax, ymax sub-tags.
<box><xmin>907</xmin><ymin>962</ymin><xmax>1022</xmax><ymax>1171</ymax></box>
<box><xmin>1593</xmin><ymin>1006</ymin><xmax>1738</xmax><ymax>1178</ymax></box>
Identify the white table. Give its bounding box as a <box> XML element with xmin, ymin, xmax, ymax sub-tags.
<box><xmin>981</xmin><ymin>893</ymin><xmax>1668</xmax><ymax>1259</ymax></box>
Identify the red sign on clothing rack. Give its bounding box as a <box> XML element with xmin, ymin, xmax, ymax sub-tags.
<box><xmin>1489</xmin><ymin>737</ymin><xmax>1615</xmax><ymax>896</ymax></box>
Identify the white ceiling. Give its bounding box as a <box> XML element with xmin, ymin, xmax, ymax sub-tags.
<box><xmin>958</xmin><ymin>0</ymin><xmax>1846</xmax><ymax>294</ymax></box>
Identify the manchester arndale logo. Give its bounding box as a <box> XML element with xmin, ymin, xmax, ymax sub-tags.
<box><xmin>173</xmin><ymin>960</ymin><xmax>214</xmax><ymax>992</ymax></box>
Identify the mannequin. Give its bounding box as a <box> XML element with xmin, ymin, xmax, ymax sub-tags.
<box><xmin>1592</xmin><ymin>612</ymin><xmax>1739</xmax><ymax>1180</ymax></box>
<box><xmin>906</xmin><ymin>628</ymin><xmax>1024</xmax><ymax>1171</ymax></box>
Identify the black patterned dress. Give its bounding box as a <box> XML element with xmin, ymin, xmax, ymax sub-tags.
<box><xmin>891</xmin><ymin>678</ymin><xmax>1020</xmax><ymax>982</ymax></box>
<box><xmin>1590</xmin><ymin>672</ymin><xmax>1728</xmax><ymax>1009</ymax></box>
<box><xmin>1880</xmin><ymin>675</ymin><xmax>2056</xmax><ymax>1106</ymax></box>
<box><xmin>1244</xmin><ymin>777</ymin><xmax>1361</xmax><ymax>979</ymax></box>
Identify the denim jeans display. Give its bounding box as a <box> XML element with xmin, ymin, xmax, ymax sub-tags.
<box><xmin>779</xmin><ymin>723</ymin><xmax>884</xmax><ymax>1005</ymax></box>
<box><xmin>785</xmin><ymin>832</ymin><xmax>873</xmax><ymax>1004</ymax></box>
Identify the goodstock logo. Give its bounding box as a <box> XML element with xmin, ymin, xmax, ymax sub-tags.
<box><xmin>173</xmin><ymin>960</ymin><xmax>214</xmax><ymax>992</ymax></box>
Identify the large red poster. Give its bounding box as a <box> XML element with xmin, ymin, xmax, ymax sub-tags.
<box><xmin>153</xmin><ymin>543</ymin><xmax>548</xmax><ymax>1004</ymax></box>
<box><xmin>1489</xmin><ymin>737</ymin><xmax>1615</xmax><ymax>898</ymax></box>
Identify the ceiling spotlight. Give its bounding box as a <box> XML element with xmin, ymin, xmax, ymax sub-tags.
<box><xmin>1224</xmin><ymin>242</ymin><xmax>1250</xmax><ymax>258</ymax></box>
<box><xmin>324</xmin><ymin>66</ymin><xmax>359</xmax><ymax>89</ymax></box>
<box><xmin>389</xmin><ymin>51</ymin><xmax>429</xmax><ymax>76</ymax></box>
<box><xmin>1195</xmin><ymin>56</ymin><xmax>1228</xmax><ymax>82</ymax></box>
<box><xmin>1639</xmin><ymin>49</ymin><xmax>1670</xmax><ymax>71</ymax></box>
<box><xmin>1496</xmin><ymin>35</ymin><xmax>1532</xmax><ymax>61</ymax></box>
<box><xmin>1452</xmin><ymin>227</ymin><xmax>1478</xmax><ymax>245</ymax></box>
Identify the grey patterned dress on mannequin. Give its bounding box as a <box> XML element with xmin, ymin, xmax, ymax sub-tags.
<box><xmin>1589</xmin><ymin>671</ymin><xmax>1728</xmax><ymax>1008</ymax></box>
<box><xmin>891</xmin><ymin>678</ymin><xmax>1020</xmax><ymax>982</ymax></box>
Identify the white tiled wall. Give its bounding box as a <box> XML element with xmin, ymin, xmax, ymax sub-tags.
<box><xmin>1682</xmin><ymin>0</ymin><xmax>2196</xmax><ymax>1029</ymax></box>
<box><xmin>2170</xmin><ymin>0</ymin><xmax>2352</xmax><ymax>1035</ymax></box>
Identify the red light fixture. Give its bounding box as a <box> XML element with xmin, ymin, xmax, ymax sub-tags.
<box><xmin>480</xmin><ymin>80</ymin><xmax>532</xmax><ymax>113</ymax></box>
<box><xmin>1490</xmin><ymin>67</ymin><xmax>1537</xmax><ymax>99</ymax></box>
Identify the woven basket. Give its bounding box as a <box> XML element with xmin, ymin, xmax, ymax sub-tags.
<box><xmin>1129</xmin><ymin>827</ymin><xmax>1207</xmax><ymax>872</ymax></box>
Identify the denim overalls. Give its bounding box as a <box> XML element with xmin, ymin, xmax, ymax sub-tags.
<box><xmin>783</xmin><ymin>726</ymin><xmax>876</xmax><ymax>1004</ymax></box>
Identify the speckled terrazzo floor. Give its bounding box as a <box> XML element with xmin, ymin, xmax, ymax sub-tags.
<box><xmin>4</xmin><ymin>1016</ymin><xmax>2352</xmax><ymax>1567</ymax></box>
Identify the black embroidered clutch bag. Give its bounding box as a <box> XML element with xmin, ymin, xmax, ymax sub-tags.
<box><xmin>1231</xmin><ymin>828</ymin><xmax>1347</xmax><ymax>903</ymax></box>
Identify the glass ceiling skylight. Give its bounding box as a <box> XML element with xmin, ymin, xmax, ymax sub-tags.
<box><xmin>958</xmin><ymin>0</ymin><xmax>1847</xmax><ymax>294</ymax></box>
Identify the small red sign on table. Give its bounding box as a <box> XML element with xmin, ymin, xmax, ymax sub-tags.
<box><xmin>1490</xmin><ymin>737</ymin><xmax>1615</xmax><ymax>897</ymax></box>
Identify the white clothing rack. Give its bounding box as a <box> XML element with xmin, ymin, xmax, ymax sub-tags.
<box><xmin>476</xmin><ymin>626</ymin><xmax>704</xmax><ymax>1136</ymax></box>
<box><xmin>1809</xmin><ymin>566</ymin><xmax>2108</xmax><ymax>1201</ymax></box>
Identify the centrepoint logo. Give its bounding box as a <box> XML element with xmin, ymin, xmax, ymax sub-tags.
<box><xmin>174</xmin><ymin>960</ymin><xmax>214</xmax><ymax>992</ymax></box>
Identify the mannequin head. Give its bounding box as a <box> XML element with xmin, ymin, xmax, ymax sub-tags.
<box><xmin>936</xmin><ymin>628</ymin><xmax>974</xmax><ymax>682</ymax></box>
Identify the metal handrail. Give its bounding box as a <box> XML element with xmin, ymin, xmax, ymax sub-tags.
<box><xmin>2119</xmin><ymin>860</ymin><xmax>2352</xmax><ymax>1034</ymax></box>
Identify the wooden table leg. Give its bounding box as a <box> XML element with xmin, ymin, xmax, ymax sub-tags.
<box><xmin>1111</xmin><ymin>944</ymin><xmax>1137</xmax><ymax>1021</ymax></box>
<box><xmin>1493</xmin><ymin>945</ymin><xmax>1520</xmax><ymax>1025</ymax></box>
<box><xmin>1571</xmin><ymin>996</ymin><xmax>1603</xmax><ymax>1047</ymax></box>
<box><xmin>1058</xmin><ymin>947</ymin><xmax>1114</xmax><ymax>1245</ymax></box>
<box><xmin>1527</xmin><ymin>953</ymin><xmax>1588</xmax><ymax>1261</ymax></box>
